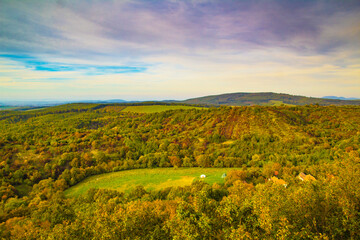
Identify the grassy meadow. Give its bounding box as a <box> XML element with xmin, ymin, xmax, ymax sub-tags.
<box><xmin>264</xmin><ymin>100</ymin><xmax>295</xmax><ymax>106</ymax></box>
<box><xmin>65</xmin><ymin>168</ymin><xmax>235</xmax><ymax>197</ymax></box>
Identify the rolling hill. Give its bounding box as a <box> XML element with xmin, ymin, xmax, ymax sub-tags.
<box><xmin>0</xmin><ymin>103</ymin><xmax>359</xmax><ymax>238</ymax></box>
<box><xmin>182</xmin><ymin>92</ymin><xmax>360</xmax><ymax>106</ymax></box>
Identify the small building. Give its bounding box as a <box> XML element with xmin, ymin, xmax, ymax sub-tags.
<box><xmin>269</xmin><ymin>176</ymin><xmax>288</xmax><ymax>188</ymax></box>
<box><xmin>200</xmin><ymin>174</ymin><xmax>206</xmax><ymax>178</ymax></box>
<box><xmin>298</xmin><ymin>172</ymin><xmax>316</xmax><ymax>182</ymax></box>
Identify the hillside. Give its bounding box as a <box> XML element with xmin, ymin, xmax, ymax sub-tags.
<box><xmin>0</xmin><ymin>104</ymin><xmax>359</xmax><ymax>238</ymax></box>
<box><xmin>183</xmin><ymin>92</ymin><xmax>360</xmax><ymax>106</ymax></box>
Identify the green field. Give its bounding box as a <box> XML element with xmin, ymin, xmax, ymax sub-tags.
<box><xmin>263</xmin><ymin>100</ymin><xmax>295</xmax><ymax>106</ymax></box>
<box><xmin>65</xmin><ymin>168</ymin><xmax>235</xmax><ymax>198</ymax></box>
<box><xmin>0</xmin><ymin>106</ymin><xmax>15</xmax><ymax>110</ymax></box>
<box><xmin>121</xmin><ymin>105</ymin><xmax>204</xmax><ymax>113</ymax></box>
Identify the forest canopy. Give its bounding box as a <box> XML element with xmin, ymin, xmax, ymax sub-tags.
<box><xmin>0</xmin><ymin>103</ymin><xmax>359</xmax><ymax>239</ymax></box>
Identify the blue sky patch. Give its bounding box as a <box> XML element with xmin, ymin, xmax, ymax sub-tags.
<box><xmin>0</xmin><ymin>54</ymin><xmax>147</xmax><ymax>75</ymax></box>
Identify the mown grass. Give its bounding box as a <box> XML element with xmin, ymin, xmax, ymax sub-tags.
<box><xmin>121</xmin><ymin>105</ymin><xmax>204</xmax><ymax>113</ymax></box>
<box><xmin>65</xmin><ymin>168</ymin><xmax>236</xmax><ymax>198</ymax></box>
<box><xmin>264</xmin><ymin>100</ymin><xmax>295</xmax><ymax>106</ymax></box>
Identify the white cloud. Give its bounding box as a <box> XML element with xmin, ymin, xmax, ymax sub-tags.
<box><xmin>0</xmin><ymin>0</ymin><xmax>359</xmax><ymax>100</ymax></box>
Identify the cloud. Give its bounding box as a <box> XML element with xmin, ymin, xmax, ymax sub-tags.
<box><xmin>2</xmin><ymin>0</ymin><xmax>359</xmax><ymax>56</ymax></box>
<box><xmin>0</xmin><ymin>0</ymin><xmax>359</xmax><ymax>100</ymax></box>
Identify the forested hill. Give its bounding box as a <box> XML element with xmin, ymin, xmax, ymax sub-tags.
<box><xmin>0</xmin><ymin>104</ymin><xmax>359</xmax><ymax>238</ymax></box>
<box><xmin>183</xmin><ymin>92</ymin><xmax>360</xmax><ymax>106</ymax></box>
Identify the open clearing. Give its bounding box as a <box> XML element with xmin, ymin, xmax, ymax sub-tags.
<box><xmin>264</xmin><ymin>100</ymin><xmax>295</xmax><ymax>106</ymax></box>
<box><xmin>65</xmin><ymin>168</ymin><xmax>235</xmax><ymax>198</ymax></box>
<box><xmin>121</xmin><ymin>105</ymin><xmax>204</xmax><ymax>113</ymax></box>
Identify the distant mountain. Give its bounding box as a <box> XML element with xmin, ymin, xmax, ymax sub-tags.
<box><xmin>0</xmin><ymin>99</ymin><xmax>129</xmax><ymax>107</ymax></box>
<box><xmin>182</xmin><ymin>92</ymin><xmax>360</xmax><ymax>106</ymax></box>
<box><xmin>2</xmin><ymin>93</ymin><xmax>360</xmax><ymax>108</ymax></box>
<box><xmin>322</xmin><ymin>96</ymin><xmax>359</xmax><ymax>100</ymax></box>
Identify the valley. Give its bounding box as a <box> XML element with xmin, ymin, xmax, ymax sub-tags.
<box><xmin>0</xmin><ymin>103</ymin><xmax>359</xmax><ymax>239</ymax></box>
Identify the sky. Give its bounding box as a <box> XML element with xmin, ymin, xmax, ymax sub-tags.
<box><xmin>1</xmin><ymin>0</ymin><xmax>359</xmax><ymax>101</ymax></box>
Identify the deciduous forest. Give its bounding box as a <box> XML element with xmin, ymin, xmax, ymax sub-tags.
<box><xmin>0</xmin><ymin>104</ymin><xmax>359</xmax><ymax>239</ymax></box>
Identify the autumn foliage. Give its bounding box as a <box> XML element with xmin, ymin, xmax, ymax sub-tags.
<box><xmin>0</xmin><ymin>104</ymin><xmax>359</xmax><ymax>239</ymax></box>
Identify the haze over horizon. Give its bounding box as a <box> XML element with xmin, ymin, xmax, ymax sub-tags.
<box><xmin>1</xmin><ymin>0</ymin><xmax>360</xmax><ymax>101</ymax></box>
